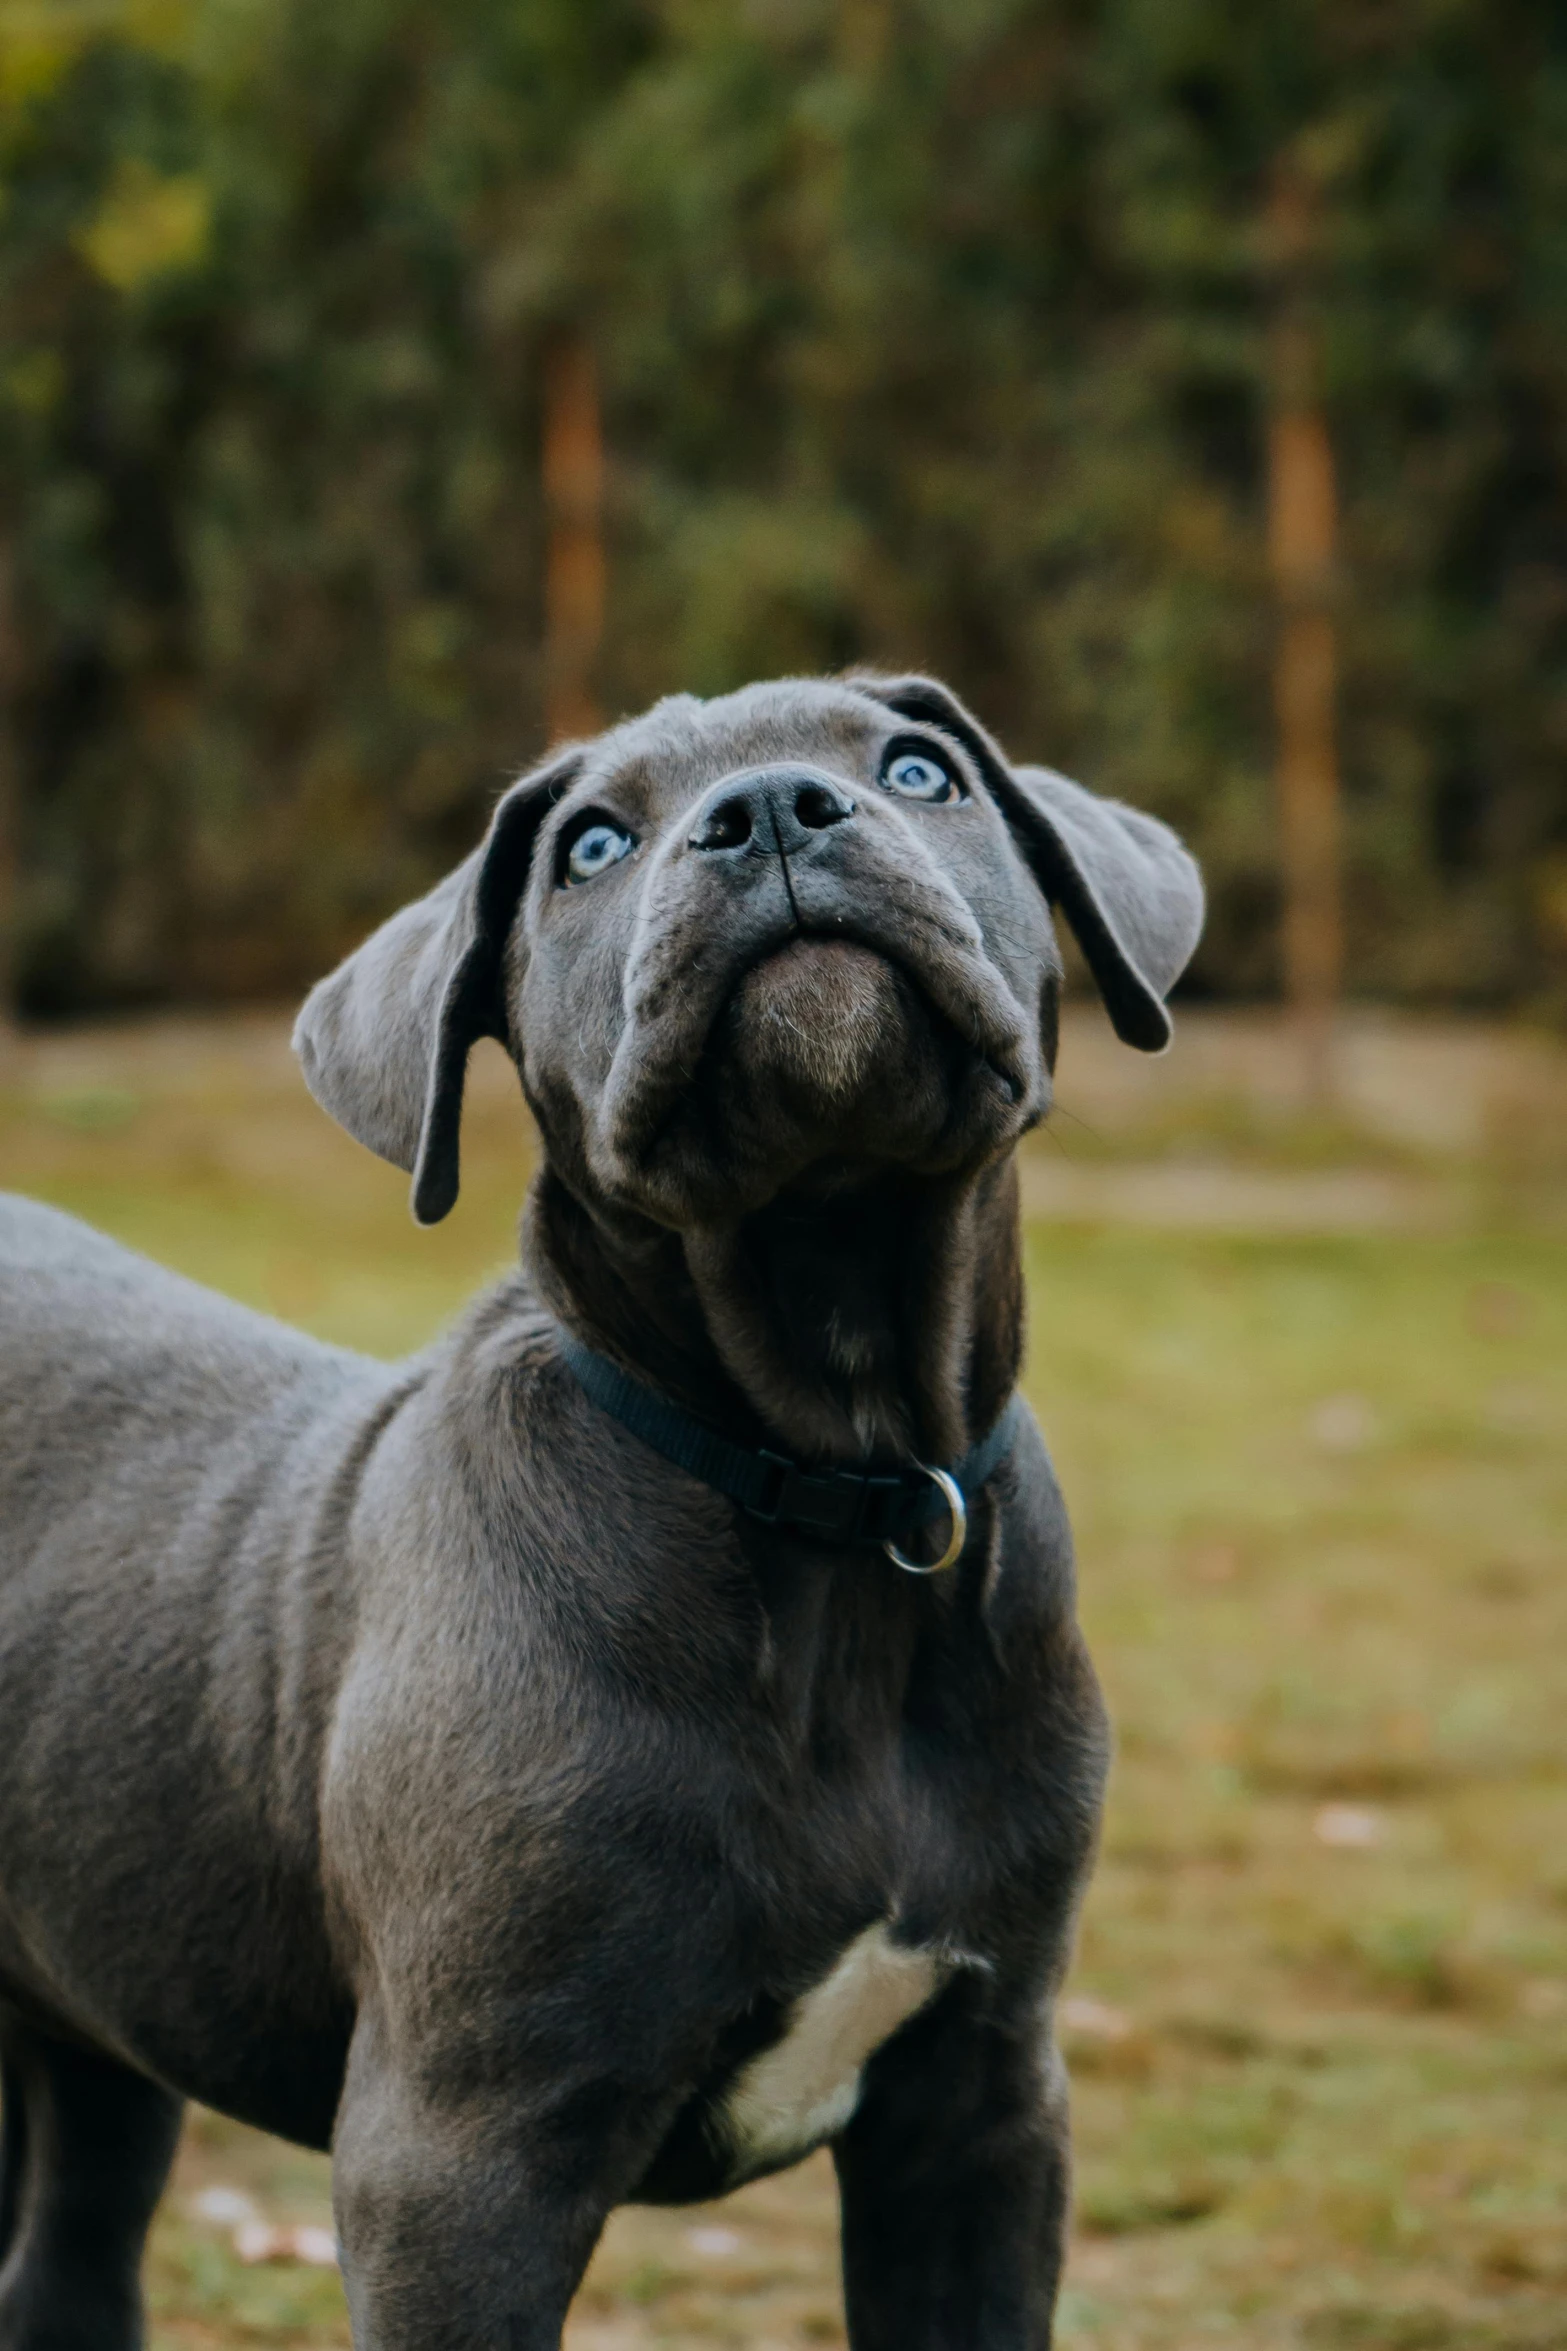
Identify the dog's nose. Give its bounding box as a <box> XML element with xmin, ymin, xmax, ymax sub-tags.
<box><xmin>688</xmin><ymin>767</ymin><xmax>856</xmax><ymax>855</ymax></box>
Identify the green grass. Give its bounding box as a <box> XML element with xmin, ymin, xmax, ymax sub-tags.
<box><xmin>2</xmin><ymin>1020</ymin><xmax>1565</xmax><ymax>2349</ymax></box>
<box><xmin>1028</xmin><ymin>1225</ymin><xmax>1567</xmax><ymax>2345</ymax></box>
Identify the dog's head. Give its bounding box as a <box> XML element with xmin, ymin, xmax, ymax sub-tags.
<box><xmin>295</xmin><ymin>674</ymin><xmax>1202</xmax><ymax>1237</ymax></box>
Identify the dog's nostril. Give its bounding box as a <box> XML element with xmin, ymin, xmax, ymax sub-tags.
<box><xmin>795</xmin><ymin>782</ymin><xmax>854</xmax><ymax>831</ymax></box>
<box><xmin>690</xmin><ymin>794</ymin><xmax>754</xmax><ymax>852</ymax></box>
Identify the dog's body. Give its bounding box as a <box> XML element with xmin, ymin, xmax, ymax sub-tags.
<box><xmin>0</xmin><ymin>675</ymin><xmax>1201</xmax><ymax>2349</ymax></box>
<box><xmin>0</xmin><ymin>1196</ymin><xmax>1096</xmax><ymax>2319</ymax></box>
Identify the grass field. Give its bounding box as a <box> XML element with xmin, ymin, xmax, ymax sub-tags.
<box><xmin>2</xmin><ymin>1012</ymin><xmax>1565</xmax><ymax>2350</ymax></box>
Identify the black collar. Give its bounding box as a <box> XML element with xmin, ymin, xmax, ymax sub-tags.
<box><xmin>554</xmin><ymin>1328</ymin><xmax>1021</xmax><ymax>1556</ymax></box>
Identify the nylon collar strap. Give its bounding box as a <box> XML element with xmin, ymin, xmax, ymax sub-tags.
<box><xmin>555</xmin><ymin>1329</ymin><xmax>1021</xmax><ymax>1554</ymax></box>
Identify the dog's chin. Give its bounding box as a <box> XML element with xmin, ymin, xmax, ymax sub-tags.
<box><xmin>688</xmin><ymin>936</ymin><xmax>994</xmax><ymax>1205</ymax></box>
<box><xmin>592</xmin><ymin>936</ymin><xmax>1033</xmax><ymax>1228</ymax></box>
<box><xmin>728</xmin><ymin>939</ymin><xmax>903</xmax><ymax>1114</ymax></box>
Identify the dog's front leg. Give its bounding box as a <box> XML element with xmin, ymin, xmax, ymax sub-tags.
<box><xmin>833</xmin><ymin>1984</ymin><xmax>1071</xmax><ymax>2351</ymax></box>
<box><xmin>331</xmin><ymin>2009</ymin><xmax>675</xmax><ymax>2351</ymax></box>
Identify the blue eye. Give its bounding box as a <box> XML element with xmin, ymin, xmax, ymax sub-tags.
<box><xmin>564</xmin><ymin>820</ymin><xmax>636</xmax><ymax>885</ymax></box>
<box><xmin>883</xmin><ymin>749</ymin><xmax>960</xmax><ymax>803</ymax></box>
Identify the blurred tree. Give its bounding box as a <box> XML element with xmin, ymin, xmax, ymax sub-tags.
<box><xmin>515</xmin><ymin>0</ymin><xmax>1567</xmax><ymax>1011</ymax></box>
<box><xmin>0</xmin><ymin>0</ymin><xmax>648</xmax><ymax>1005</ymax></box>
<box><xmin>1078</xmin><ymin>0</ymin><xmax>1567</xmax><ymax>1007</ymax></box>
<box><xmin>1267</xmin><ymin>153</ymin><xmax>1341</xmax><ymax>1100</ymax></box>
<box><xmin>542</xmin><ymin>326</ymin><xmax>605</xmax><ymax>741</ymax></box>
<box><xmin>0</xmin><ymin>0</ymin><xmax>1562</xmax><ymax>1016</ymax></box>
<box><xmin>0</xmin><ymin>531</ymin><xmax>16</xmax><ymax>1042</ymax></box>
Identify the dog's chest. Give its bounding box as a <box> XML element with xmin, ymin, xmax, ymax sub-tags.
<box><xmin>718</xmin><ymin>1923</ymin><xmax>942</xmax><ymax>2172</ymax></box>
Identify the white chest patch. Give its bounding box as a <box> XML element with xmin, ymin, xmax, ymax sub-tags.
<box><xmin>720</xmin><ymin>1923</ymin><xmax>941</xmax><ymax>2170</ymax></box>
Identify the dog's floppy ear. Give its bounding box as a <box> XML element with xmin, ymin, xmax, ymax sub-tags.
<box><xmin>293</xmin><ymin>747</ymin><xmax>584</xmax><ymax>1223</ymax></box>
<box><xmin>854</xmin><ymin>673</ymin><xmax>1204</xmax><ymax>1051</ymax></box>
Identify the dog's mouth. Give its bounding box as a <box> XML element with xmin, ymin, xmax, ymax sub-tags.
<box><xmin>595</xmin><ymin>882</ymin><xmax>1038</xmax><ymax>1223</ymax></box>
<box><xmin>622</xmin><ymin>930</ymin><xmax>1022</xmax><ymax>1209</ymax></box>
<box><xmin>740</xmin><ymin>933</ymin><xmax>884</xmax><ymax>992</ymax></box>
<box><xmin>725</xmin><ymin>933</ymin><xmax>1021</xmax><ymax>1106</ymax></box>
<box><xmin>727</xmin><ymin>935</ymin><xmax>900</xmax><ymax>1079</ymax></box>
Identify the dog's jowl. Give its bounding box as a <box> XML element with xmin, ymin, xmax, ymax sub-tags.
<box><xmin>0</xmin><ymin>674</ymin><xmax>1202</xmax><ymax>2350</ymax></box>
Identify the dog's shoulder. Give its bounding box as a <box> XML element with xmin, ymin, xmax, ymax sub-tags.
<box><xmin>0</xmin><ymin>1189</ymin><xmax>146</xmax><ymax>1282</ymax></box>
<box><xmin>0</xmin><ymin>1191</ymin><xmax>361</xmax><ymax>1384</ymax></box>
<box><xmin>386</xmin><ymin>1269</ymin><xmax>747</xmax><ymax>1578</ymax></box>
<box><xmin>0</xmin><ymin>1194</ymin><xmax>385</xmax><ymax>1553</ymax></box>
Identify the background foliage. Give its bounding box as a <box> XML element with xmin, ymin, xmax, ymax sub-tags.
<box><xmin>1</xmin><ymin>0</ymin><xmax>1564</xmax><ymax>1013</ymax></box>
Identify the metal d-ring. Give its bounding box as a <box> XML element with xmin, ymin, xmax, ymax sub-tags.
<box><xmin>883</xmin><ymin>1465</ymin><xmax>967</xmax><ymax>1576</ymax></box>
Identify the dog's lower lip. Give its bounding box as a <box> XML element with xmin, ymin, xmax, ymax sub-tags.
<box><xmin>611</xmin><ymin>918</ymin><xmax>1032</xmax><ymax>1187</ymax></box>
<box><xmin>747</xmin><ymin>934</ymin><xmax>885</xmax><ymax>979</ymax></box>
<box><xmin>724</xmin><ymin>933</ymin><xmax>1026</xmax><ymax>1098</ymax></box>
<box><xmin>723</xmin><ymin>932</ymin><xmax>897</xmax><ymax>1025</ymax></box>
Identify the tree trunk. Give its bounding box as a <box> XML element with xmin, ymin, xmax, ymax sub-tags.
<box><xmin>0</xmin><ymin>533</ymin><xmax>19</xmax><ymax>1061</ymax></box>
<box><xmin>1267</xmin><ymin>166</ymin><xmax>1342</xmax><ymax>1106</ymax></box>
<box><xmin>542</xmin><ymin>329</ymin><xmax>605</xmax><ymax>745</ymax></box>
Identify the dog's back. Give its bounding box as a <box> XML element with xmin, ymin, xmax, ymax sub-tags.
<box><xmin>0</xmin><ymin>1194</ymin><xmax>399</xmax><ymax>1598</ymax></box>
<box><xmin>0</xmin><ymin>1196</ymin><xmax>394</xmax><ymax>2135</ymax></box>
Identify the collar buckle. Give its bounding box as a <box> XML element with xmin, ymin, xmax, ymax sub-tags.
<box><xmin>753</xmin><ymin>1453</ymin><xmax>907</xmax><ymax>1545</ymax></box>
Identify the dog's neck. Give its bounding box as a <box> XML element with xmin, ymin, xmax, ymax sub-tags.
<box><xmin>523</xmin><ymin>1160</ymin><xmax>1024</xmax><ymax>1465</ymax></box>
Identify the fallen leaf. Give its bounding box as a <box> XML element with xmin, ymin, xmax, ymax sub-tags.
<box><xmin>292</xmin><ymin>2225</ymin><xmax>340</xmax><ymax>2268</ymax></box>
<box><xmin>687</xmin><ymin>2225</ymin><xmax>743</xmax><ymax>2257</ymax></box>
<box><xmin>1059</xmin><ymin>1994</ymin><xmax>1133</xmax><ymax>2041</ymax></box>
<box><xmin>192</xmin><ymin>2184</ymin><xmax>259</xmax><ymax>2226</ymax></box>
<box><xmin>1189</xmin><ymin>1542</ymin><xmax>1241</xmax><ymax>1586</ymax></box>
<box><xmin>1311</xmin><ymin>1394</ymin><xmax>1377</xmax><ymax>1453</ymax></box>
<box><xmin>1467</xmin><ymin>1282</ymin><xmax>1530</xmax><ymax>1339</ymax></box>
<box><xmin>1485</xmin><ymin>1381</ymin><xmax>1542</xmax><ymax>1435</ymax></box>
<box><xmin>1313</xmin><ymin>1802</ymin><xmax>1384</xmax><ymax>1849</ymax></box>
<box><xmin>233</xmin><ymin>2220</ymin><xmax>283</xmax><ymax>2264</ymax></box>
<box><xmin>233</xmin><ymin>2219</ymin><xmax>339</xmax><ymax>2268</ymax></box>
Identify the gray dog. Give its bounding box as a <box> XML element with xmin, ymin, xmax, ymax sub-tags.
<box><xmin>0</xmin><ymin>673</ymin><xmax>1201</xmax><ymax>2350</ymax></box>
